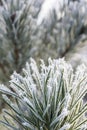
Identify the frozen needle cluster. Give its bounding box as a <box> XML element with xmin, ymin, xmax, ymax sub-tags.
<box><xmin>0</xmin><ymin>58</ymin><xmax>87</xmax><ymax>130</ymax></box>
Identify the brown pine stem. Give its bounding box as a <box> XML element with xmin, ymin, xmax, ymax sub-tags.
<box><xmin>0</xmin><ymin>63</ymin><xmax>9</xmax><ymax>79</ymax></box>
<box><xmin>14</xmin><ymin>44</ymin><xmax>19</xmax><ymax>65</ymax></box>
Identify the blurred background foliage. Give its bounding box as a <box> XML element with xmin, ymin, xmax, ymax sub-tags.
<box><xmin>0</xmin><ymin>0</ymin><xmax>87</xmax><ymax>83</ymax></box>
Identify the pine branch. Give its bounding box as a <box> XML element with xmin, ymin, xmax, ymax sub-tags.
<box><xmin>0</xmin><ymin>58</ymin><xmax>87</xmax><ymax>130</ymax></box>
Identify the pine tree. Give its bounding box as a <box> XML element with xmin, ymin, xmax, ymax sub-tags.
<box><xmin>0</xmin><ymin>1</ymin><xmax>87</xmax><ymax>128</ymax></box>
<box><xmin>0</xmin><ymin>58</ymin><xmax>87</xmax><ymax>130</ymax></box>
